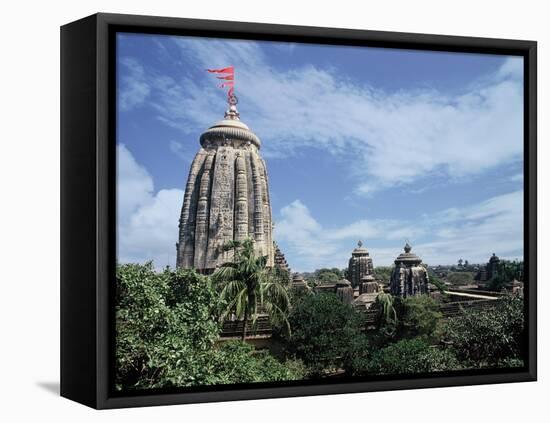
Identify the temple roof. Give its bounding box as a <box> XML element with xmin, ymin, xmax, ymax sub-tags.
<box><xmin>351</xmin><ymin>240</ymin><xmax>370</xmax><ymax>256</ymax></box>
<box><xmin>394</xmin><ymin>242</ymin><xmax>423</xmax><ymax>266</ymax></box>
<box><xmin>200</xmin><ymin>104</ymin><xmax>261</xmax><ymax>148</ymax></box>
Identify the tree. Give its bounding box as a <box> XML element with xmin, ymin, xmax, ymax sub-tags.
<box><xmin>212</xmin><ymin>341</ymin><xmax>305</xmax><ymax>384</ymax></box>
<box><xmin>487</xmin><ymin>260</ymin><xmax>524</xmax><ymax>291</ymax></box>
<box><xmin>398</xmin><ymin>295</ymin><xmax>442</xmax><ymax>341</ymax></box>
<box><xmin>376</xmin><ymin>292</ymin><xmax>398</xmax><ymax>332</ymax></box>
<box><xmin>115</xmin><ymin>263</ymin><xmax>221</xmax><ymax>389</ymax></box>
<box><xmin>316</xmin><ymin>268</ymin><xmax>342</xmax><ymax>284</ymax></box>
<box><xmin>444</xmin><ymin>295</ymin><xmax>525</xmax><ymax>367</ymax></box>
<box><xmin>283</xmin><ymin>293</ymin><xmax>364</xmax><ymax>376</ymax></box>
<box><xmin>116</xmin><ymin>263</ymin><xmax>303</xmax><ymax>390</ymax></box>
<box><xmin>367</xmin><ymin>338</ymin><xmax>461</xmax><ymax>375</ymax></box>
<box><xmin>213</xmin><ymin>238</ymin><xmax>291</xmax><ymax>340</ymax></box>
<box><xmin>374</xmin><ymin>266</ymin><xmax>393</xmax><ymax>284</ymax></box>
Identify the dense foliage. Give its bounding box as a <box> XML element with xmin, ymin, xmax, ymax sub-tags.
<box><xmin>283</xmin><ymin>293</ymin><xmax>365</xmax><ymax>375</ymax></box>
<box><xmin>116</xmin><ymin>263</ymin><xmax>302</xmax><ymax>390</ymax></box>
<box><xmin>487</xmin><ymin>260</ymin><xmax>524</xmax><ymax>291</ymax></box>
<box><xmin>366</xmin><ymin>338</ymin><xmax>461</xmax><ymax>375</ymax></box>
<box><xmin>373</xmin><ymin>266</ymin><xmax>393</xmax><ymax>284</ymax></box>
<box><xmin>116</xmin><ymin>256</ymin><xmax>526</xmax><ymax>389</ymax></box>
<box><xmin>397</xmin><ymin>295</ymin><xmax>442</xmax><ymax>341</ymax></box>
<box><xmin>444</xmin><ymin>295</ymin><xmax>525</xmax><ymax>367</ymax></box>
<box><xmin>116</xmin><ymin>263</ymin><xmax>220</xmax><ymax>389</ymax></box>
<box><xmin>208</xmin><ymin>341</ymin><xmax>305</xmax><ymax>384</ymax></box>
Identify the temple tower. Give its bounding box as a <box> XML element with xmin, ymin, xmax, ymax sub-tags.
<box><xmin>348</xmin><ymin>240</ymin><xmax>374</xmax><ymax>289</ymax></box>
<box><xmin>487</xmin><ymin>253</ymin><xmax>500</xmax><ymax>279</ymax></box>
<box><xmin>389</xmin><ymin>243</ymin><xmax>430</xmax><ymax>297</ymax></box>
<box><xmin>176</xmin><ymin>100</ymin><xmax>274</xmax><ymax>273</ymax></box>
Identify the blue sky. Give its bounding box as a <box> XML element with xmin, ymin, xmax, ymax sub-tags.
<box><xmin>116</xmin><ymin>32</ymin><xmax>524</xmax><ymax>272</ymax></box>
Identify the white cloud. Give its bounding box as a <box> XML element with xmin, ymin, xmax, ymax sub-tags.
<box><xmin>117</xmin><ymin>144</ymin><xmax>182</xmax><ymax>268</ymax></box>
<box><xmin>119</xmin><ymin>57</ymin><xmax>151</xmax><ymax>111</ymax></box>
<box><xmin>275</xmin><ymin>191</ymin><xmax>523</xmax><ymax>271</ymax></box>
<box><xmin>144</xmin><ymin>39</ymin><xmax>523</xmax><ymax>197</ymax></box>
<box><xmin>117</xmin><ymin>144</ymin><xmax>153</xmax><ymax>220</ymax></box>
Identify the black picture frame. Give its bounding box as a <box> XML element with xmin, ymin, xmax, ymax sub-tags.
<box><xmin>60</xmin><ymin>12</ymin><xmax>537</xmax><ymax>409</ymax></box>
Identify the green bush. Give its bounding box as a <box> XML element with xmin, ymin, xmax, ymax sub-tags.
<box><xmin>283</xmin><ymin>293</ymin><xmax>364</xmax><ymax>376</ymax></box>
<box><xmin>212</xmin><ymin>341</ymin><xmax>306</xmax><ymax>384</ymax></box>
<box><xmin>367</xmin><ymin>338</ymin><xmax>461</xmax><ymax>375</ymax></box>
<box><xmin>444</xmin><ymin>295</ymin><xmax>525</xmax><ymax>367</ymax></box>
<box><xmin>116</xmin><ymin>263</ymin><xmax>302</xmax><ymax>390</ymax></box>
<box><xmin>116</xmin><ymin>263</ymin><xmax>221</xmax><ymax>389</ymax></box>
<box><xmin>374</xmin><ymin>266</ymin><xmax>393</xmax><ymax>284</ymax></box>
<box><xmin>398</xmin><ymin>295</ymin><xmax>442</xmax><ymax>341</ymax></box>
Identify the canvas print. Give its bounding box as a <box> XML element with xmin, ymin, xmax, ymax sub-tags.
<box><xmin>115</xmin><ymin>32</ymin><xmax>526</xmax><ymax>392</ymax></box>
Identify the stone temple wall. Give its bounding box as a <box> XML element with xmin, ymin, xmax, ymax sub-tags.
<box><xmin>176</xmin><ymin>108</ymin><xmax>274</xmax><ymax>273</ymax></box>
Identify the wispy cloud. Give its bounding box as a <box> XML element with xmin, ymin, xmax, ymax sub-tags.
<box><xmin>121</xmin><ymin>37</ymin><xmax>523</xmax><ymax>197</ymax></box>
<box><xmin>118</xmin><ymin>58</ymin><xmax>151</xmax><ymax>111</ymax></box>
<box><xmin>169</xmin><ymin>140</ymin><xmax>192</xmax><ymax>163</ymax></box>
<box><xmin>275</xmin><ymin>191</ymin><xmax>523</xmax><ymax>271</ymax></box>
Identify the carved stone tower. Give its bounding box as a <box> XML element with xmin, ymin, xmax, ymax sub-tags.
<box><xmin>389</xmin><ymin>243</ymin><xmax>430</xmax><ymax>297</ymax></box>
<box><xmin>348</xmin><ymin>240</ymin><xmax>374</xmax><ymax>289</ymax></box>
<box><xmin>176</xmin><ymin>101</ymin><xmax>274</xmax><ymax>272</ymax></box>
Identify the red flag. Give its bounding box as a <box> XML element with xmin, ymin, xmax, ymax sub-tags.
<box><xmin>206</xmin><ymin>66</ymin><xmax>235</xmax><ymax>98</ymax></box>
<box><xmin>206</xmin><ymin>66</ymin><xmax>234</xmax><ymax>74</ymax></box>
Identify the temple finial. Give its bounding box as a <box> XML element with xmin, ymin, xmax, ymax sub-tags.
<box><xmin>224</xmin><ymin>93</ymin><xmax>240</xmax><ymax>120</ymax></box>
<box><xmin>357</xmin><ymin>240</ymin><xmax>363</xmax><ymax>248</ymax></box>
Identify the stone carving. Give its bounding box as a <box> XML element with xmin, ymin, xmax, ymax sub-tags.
<box><xmin>359</xmin><ymin>274</ymin><xmax>379</xmax><ymax>294</ymax></box>
<box><xmin>389</xmin><ymin>243</ymin><xmax>430</xmax><ymax>297</ymax></box>
<box><xmin>176</xmin><ymin>104</ymin><xmax>275</xmax><ymax>273</ymax></box>
<box><xmin>348</xmin><ymin>240</ymin><xmax>374</xmax><ymax>289</ymax></box>
<box><xmin>335</xmin><ymin>279</ymin><xmax>354</xmax><ymax>305</ymax></box>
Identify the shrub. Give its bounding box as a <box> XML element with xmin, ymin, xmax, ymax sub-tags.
<box><xmin>115</xmin><ymin>263</ymin><xmax>221</xmax><ymax>389</ymax></box>
<box><xmin>398</xmin><ymin>295</ymin><xmax>442</xmax><ymax>341</ymax></box>
<box><xmin>212</xmin><ymin>341</ymin><xmax>306</xmax><ymax>384</ymax></box>
<box><xmin>367</xmin><ymin>338</ymin><xmax>461</xmax><ymax>375</ymax></box>
<box><xmin>116</xmin><ymin>263</ymin><xmax>302</xmax><ymax>390</ymax></box>
<box><xmin>283</xmin><ymin>293</ymin><xmax>364</xmax><ymax>376</ymax></box>
<box><xmin>444</xmin><ymin>295</ymin><xmax>525</xmax><ymax>367</ymax></box>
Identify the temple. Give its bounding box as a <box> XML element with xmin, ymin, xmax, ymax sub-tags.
<box><xmin>348</xmin><ymin>240</ymin><xmax>374</xmax><ymax>289</ymax></box>
<box><xmin>389</xmin><ymin>242</ymin><xmax>430</xmax><ymax>297</ymax></box>
<box><xmin>176</xmin><ymin>99</ymin><xmax>274</xmax><ymax>273</ymax></box>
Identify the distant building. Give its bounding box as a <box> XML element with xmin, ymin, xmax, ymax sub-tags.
<box><xmin>475</xmin><ymin>253</ymin><xmax>501</xmax><ymax>282</ymax></box>
<box><xmin>390</xmin><ymin>243</ymin><xmax>430</xmax><ymax>297</ymax></box>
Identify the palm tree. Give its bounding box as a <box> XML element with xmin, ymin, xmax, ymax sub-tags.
<box><xmin>376</xmin><ymin>292</ymin><xmax>397</xmax><ymax>328</ymax></box>
<box><xmin>212</xmin><ymin>238</ymin><xmax>291</xmax><ymax>341</ymax></box>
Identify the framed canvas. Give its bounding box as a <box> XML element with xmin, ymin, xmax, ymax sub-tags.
<box><xmin>60</xmin><ymin>13</ymin><xmax>537</xmax><ymax>409</ymax></box>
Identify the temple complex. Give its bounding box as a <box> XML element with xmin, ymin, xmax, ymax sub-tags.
<box><xmin>176</xmin><ymin>100</ymin><xmax>274</xmax><ymax>273</ymax></box>
<box><xmin>389</xmin><ymin>243</ymin><xmax>430</xmax><ymax>297</ymax></box>
<box><xmin>348</xmin><ymin>241</ymin><xmax>374</xmax><ymax>289</ymax></box>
